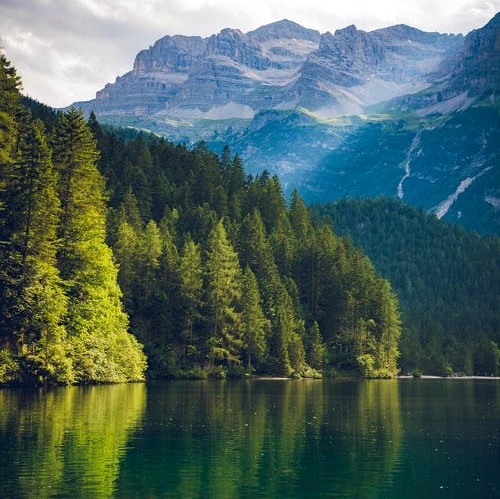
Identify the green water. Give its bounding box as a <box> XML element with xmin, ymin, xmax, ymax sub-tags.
<box><xmin>0</xmin><ymin>379</ymin><xmax>498</xmax><ymax>498</ymax></box>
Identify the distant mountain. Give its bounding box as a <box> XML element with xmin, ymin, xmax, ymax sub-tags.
<box><xmin>382</xmin><ymin>12</ymin><xmax>500</xmax><ymax>115</ymax></box>
<box><xmin>74</xmin><ymin>18</ymin><xmax>461</xmax><ymax>118</ymax></box>
<box><xmin>71</xmin><ymin>14</ymin><xmax>500</xmax><ymax>234</ymax></box>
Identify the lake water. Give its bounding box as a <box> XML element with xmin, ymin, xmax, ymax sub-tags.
<box><xmin>0</xmin><ymin>379</ymin><xmax>498</xmax><ymax>498</ymax></box>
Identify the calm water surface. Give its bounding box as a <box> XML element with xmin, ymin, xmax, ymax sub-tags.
<box><xmin>0</xmin><ymin>379</ymin><xmax>498</xmax><ymax>498</ymax></box>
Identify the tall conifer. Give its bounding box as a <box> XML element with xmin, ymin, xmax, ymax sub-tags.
<box><xmin>52</xmin><ymin>109</ymin><xmax>146</xmax><ymax>382</ymax></box>
<box><xmin>240</xmin><ymin>267</ymin><xmax>268</xmax><ymax>371</ymax></box>
<box><xmin>206</xmin><ymin>219</ymin><xmax>242</xmax><ymax>366</ymax></box>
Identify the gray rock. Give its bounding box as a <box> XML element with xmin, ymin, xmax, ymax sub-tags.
<box><xmin>70</xmin><ymin>16</ymin><xmax>488</xmax><ymax>119</ymax></box>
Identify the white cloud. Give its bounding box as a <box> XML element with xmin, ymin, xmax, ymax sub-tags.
<box><xmin>0</xmin><ymin>0</ymin><xmax>498</xmax><ymax>107</ymax></box>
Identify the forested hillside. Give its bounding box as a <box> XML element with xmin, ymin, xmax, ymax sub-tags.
<box><xmin>0</xmin><ymin>56</ymin><xmax>146</xmax><ymax>384</ymax></box>
<box><xmin>1</xmin><ymin>55</ymin><xmax>401</xmax><ymax>383</ymax></box>
<box><xmin>89</xmin><ymin>127</ymin><xmax>401</xmax><ymax>379</ymax></box>
<box><xmin>315</xmin><ymin>198</ymin><xmax>500</xmax><ymax>375</ymax></box>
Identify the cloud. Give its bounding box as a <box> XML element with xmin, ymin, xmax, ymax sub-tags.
<box><xmin>1</xmin><ymin>0</ymin><xmax>498</xmax><ymax>107</ymax></box>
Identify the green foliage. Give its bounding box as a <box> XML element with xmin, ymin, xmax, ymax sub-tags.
<box><xmin>0</xmin><ymin>85</ymin><xmax>72</xmax><ymax>383</ymax></box>
<box><xmin>89</xmin><ymin>124</ymin><xmax>402</xmax><ymax>378</ymax></box>
<box><xmin>0</xmin><ymin>54</ymin><xmax>21</xmax><ymax>168</ymax></box>
<box><xmin>0</xmin><ymin>56</ymin><xmax>403</xmax><ymax>382</ymax></box>
<box><xmin>179</xmin><ymin>237</ymin><xmax>204</xmax><ymax>359</ymax></box>
<box><xmin>206</xmin><ymin>220</ymin><xmax>243</xmax><ymax>366</ymax></box>
<box><xmin>357</xmin><ymin>354</ymin><xmax>376</xmax><ymax>378</ymax></box>
<box><xmin>52</xmin><ymin>108</ymin><xmax>146</xmax><ymax>383</ymax></box>
<box><xmin>316</xmin><ymin>197</ymin><xmax>499</xmax><ymax>375</ymax></box>
<box><xmin>0</xmin><ymin>348</ymin><xmax>19</xmax><ymax>383</ymax></box>
<box><xmin>0</xmin><ymin>56</ymin><xmax>146</xmax><ymax>385</ymax></box>
<box><xmin>307</xmin><ymin>322</ymin><xmax>327</xmax><ymax>371</ymax></box>
<box><xmin>240</xmin><ymin>267</ymin><xmax>269</xmax><ymax>371</ymax></box>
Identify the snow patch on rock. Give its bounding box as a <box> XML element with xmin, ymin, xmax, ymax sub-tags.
<box><xmin>434</xmin><ymin>166</ymin><xmax>493</xmax><ymax>219</ymax></box>
<box><xmin>484</xmin><ymin>195</ymin><xmax>500</xmax><ymax>209</ymax></box>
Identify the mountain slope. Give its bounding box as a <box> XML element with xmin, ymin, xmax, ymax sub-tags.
<box><xmin>73</xmin><ymin>19</ymin><xmax>461</xmax><ymax>118</ymax></box>
<box><xmin>314</xmin><ymin>198</ymin><xmax>500</xmax><ymax>375</ymax></box>
<box><xmin>70</xmin><ymin>14</ymin><xmax>500</xmax><ymax>234</ymax></box>
<box><xmin>383</xmin><ymin>12</ymin><xmax>500</xmax><ymax>115</ymax></box>
<box><xmin>299</xmin><ymin>106</ymin><xmax>500</xmax><ymax>234</ymax></box>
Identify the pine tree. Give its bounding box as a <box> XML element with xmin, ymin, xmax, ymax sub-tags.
<box><xmin>206</xmin><ymin>219</ymin><xmax>242</xmax><ymax>367</ymax></box>
<box><xmin>373</xmin><ymin>280</ymin><xmax>401</xmax><ymax>376</ymax></box>
<box><xmin>0</xmin><ymin>54</ymin><xmax>22</xmax><ymax>276</ymax></box>
<box><xmin>240</xmin><ymin>267</ymin><xmax>269</xmax><ymax>371</ymax></box>
<box><xmin>113</xmin><ymin>215</ymin><xmax>138</xmax><ymax>308</ymax></box>
<box><xmin>237</xmin><ymin>210</ymin><xmax>282</xmax><ymax>309</ymax></box>
<box><xmin>272</xmin><ymin>292</ymin><xmax>294</xmax><ymax>376</ymax></box>
<box><xmin>136</xmin><ymin>220</ymin><xmax>162</xmax><ymax>305</ymax></box>
<box><xmin>52</xmin><ymin>108</ymin><xmax>146</xmax><ymax>382</ymax></box>
<box><xmin>0</xmin><ymin>54</ymin><xmax>21</xmax><ymax>171</ymax></box>
<box><xmin>0</xmin><ymin>116</ymin><xmax>71</xmax><ymax>383</ymax></box>
<box><xmin>307</xmin><ymin>321</ymin><xmax>327</xmax><ymax>371</ymax></box>
<box><xmin>179</xmin><ymin>237</ymin><xmax>204</xmax><ymax>359</ymax></box>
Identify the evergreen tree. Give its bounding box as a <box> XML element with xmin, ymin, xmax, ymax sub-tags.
<box><xmin>179</xmin><ymin>237</ymin><xmax>204</xmax><ymax>360</ymax></box>
<box><xmin>0</xmin><ymin>54</ymin><xmax>21</xmax><ymax>170</ymax></box>
<box><xmin>206</xmin><ymin>219</ymin><xmax>242</xmax><ymax>367</ymax></box>
<box><xmin>0</xmin><ymin>116</ymin><xmax>71</xmax><ymax>383</ymax></box>
<box><xmin>272</xmin><ymin>292</ymin><xmax>294</xmax><ymax>376</ymax></box>
<box><xmin>136</xmin><ymin>220</ymin><xmax>162</xmax><ymax>305</ymax></box>
<box><xmin>113</xmin><ymin>215</ymin><xmax>138</xmax><ymax>308</ymax></box>
<box><xmin>52</xmin><ymin>108</ymin><xmax>146</xmax><ymax>382</ymax></box>
<box><xmin>240</xmin><ymin>267</ymin><xmax>269</xmax><ymax>371</ymax></box>
<box><xmin>307</xmin><ymin>321</ymin><xmax>327</xmax><ymax>371</ymax></box>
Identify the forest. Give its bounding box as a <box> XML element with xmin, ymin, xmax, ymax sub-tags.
<box><xmin>0</xmin><ymin>55</ymin><xmax>401</xmax><ymax>383</ymax></box>
<box><xmin>316</xmin><ymin>198</ymin><xmax>500</xmax><ymax>376</ymax></box>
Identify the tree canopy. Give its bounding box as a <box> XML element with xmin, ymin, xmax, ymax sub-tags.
<box><xmin>1</xmin><ymin>55</ymin><xmax>402</xmax><ymax>383</ymax></box>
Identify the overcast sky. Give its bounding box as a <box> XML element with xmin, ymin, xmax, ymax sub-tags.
<box><xmin>1</xmin><ymin>0</ymin><xmax>498</xmax><ymax>108</ymax></box>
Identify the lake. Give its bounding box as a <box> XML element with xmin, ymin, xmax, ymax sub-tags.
<box><xmin>0</xmin><ymin>379</ymin><xmax>498</xmax><ymax>498</ymax></box>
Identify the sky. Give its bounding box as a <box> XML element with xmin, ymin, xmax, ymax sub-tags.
<box><xmin>1</xmin><ymin>0</ymin><xmax>499</xmax><ymax>108</ymax></box>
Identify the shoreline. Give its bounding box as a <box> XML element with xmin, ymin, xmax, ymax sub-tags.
<box><xmin>397</xmin><ymin>375</ymin><xmax>500</xmax><ymax>380</ymax></box>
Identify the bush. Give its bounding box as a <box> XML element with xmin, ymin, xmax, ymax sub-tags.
<box><xmin>357</xmin><ymin>354</ymin><xmax>375</xmax><ymax>377</ymax></box>
<box><xmin>0</xmin><ymin>349</ymin><xmax>20</xmax><ymax>384</ymax></box>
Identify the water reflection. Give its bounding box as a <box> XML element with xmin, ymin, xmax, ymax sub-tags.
<box><xmin>8</xmin><ymin>380</ymin><xmax>497</xmax><ymax>498</ymax></box>
<box><xmin>115</xmin><ymin>380</ymin><xmax>402</xmax><ymax>498</ymax></box>
<box><xmin>0</xmin><ymin>384</ymin><xmax>146</xmax><ymax>498</ymax></box>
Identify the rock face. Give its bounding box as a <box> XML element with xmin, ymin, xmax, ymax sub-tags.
<box><xmin>444</xmin><ymin>12</ymin><xmax>500</xmax><ymax>96</ymax></box>
<box><xmin>284</xmin><ymin>24</ymin><xmax>461</xmax><ymax>115</ymax></box>
<box><xmin>71</xmin><ymin>14</ymin><xmax>499</xmax><ymax>235</ymax></box>
<box><xmin>73</xmin><ymin>18</ymin><xmax>463</xmax><ymax>118</ymax></box>
<box><xmin>384</xmin><ymin>13</ymin><xmax>500</xmax><ymax>115</ymax></box>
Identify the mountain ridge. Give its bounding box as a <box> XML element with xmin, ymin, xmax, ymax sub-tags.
<box><xmin>70</xmin><ymin>14</ymin><xmax>499</xmax><ymax>235</ymax></box>
<box><xmin>74</xmin><ymin>18</ymin><xmax>464</xmax><ymax>118</ymax></box>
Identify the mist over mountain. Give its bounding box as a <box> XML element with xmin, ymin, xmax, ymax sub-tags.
<box><xmin>74</xmin><ymin>18</ymin><xmax>464</xmax><ymax>118</ymax></box>
<box><xmin>72</xmin><ymin>14</ymin><xmax>500</xmax><ymax>234</ymax></box>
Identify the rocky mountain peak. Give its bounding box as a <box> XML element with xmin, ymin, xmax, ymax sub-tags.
<box><xmin>318</xmin><ymin>25</ymin><xmax>383</xmax><ymax>67</ymax></box>
<box><xmin>247</xmin><ymin>19</ymin><xmax>321</xmax><ymax>42</ymax></box>
<box><xmin>204</xmin><ymin>27</ymin><xmax>269</xmax><ymax>70</ymax></box>
<box><xmin>383</xmin><ymin>12</ymin><xmax>498</xmax><ymax>115</ymax></box>
<box><xmin>132</xmin><ymin>34</ymin><xmax>205</xmax><ymax>75</ymax></box>
<box><xmin>333</xmin><ymin>24</ymin><xmax>359</xmax><ymax>37</ymax></box>
<box><xmin>72</xmin><ymin>15</ymin><xmax>494</xmax><ymax>120</ymax></box>
<box><xmin>462</xmin><ymin>12</ymin><xmax>499</xmax><ymax>63</ymax></box>
<box><xmin>453</xmin><ymin>12</ymin><xmax>499</xmax><ymax>93</ymax></box>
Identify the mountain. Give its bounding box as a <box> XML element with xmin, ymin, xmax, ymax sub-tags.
<box><xmin>74</xmin><ymin>18</ymin><xmax>461</xmax><ymax>118</ymax></box>
<box><xmin>383</xmin><ymin>12</ymin><xmax>500</xmax><ymax>115</ymax></box>
<box><xmin>71</xmin><ymin>14</ymin><xmax>500</xmax><ymax>235</ymax></box>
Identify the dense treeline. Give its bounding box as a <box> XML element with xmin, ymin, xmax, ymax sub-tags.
<box><xmin>91</xmin><ymin>129</ymin><xmax>400</xmax><ymax>378</ymax></box>
<box><xmin>1</xmin><ymin>54</ymin><xmax>401</xmax><ymax>382</ymax></box>
<box><xmin>0</xmin><ymin>55</ymin><xmax>146</xmax><ymax>383</ymax></box>
<box><xmin>314</xmin><ymin>198</ymin><xmax>500</xmax><ymax>376</ymax></box>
